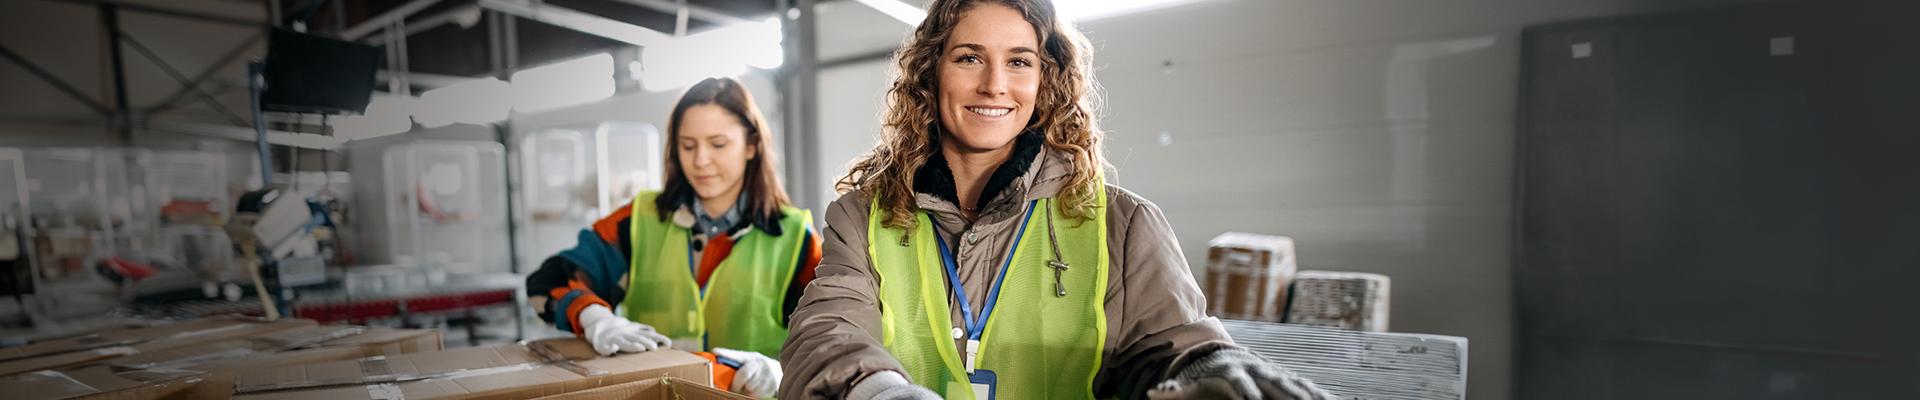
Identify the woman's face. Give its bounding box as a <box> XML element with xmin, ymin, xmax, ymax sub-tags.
<box><xmin>676</xmin><ymin>104</ymin><xmax>757</xmax><ymax>203</ymax></box>
<box><xmin>936</xmin><ymin>3</ymin><xmax>1042</xmax><ymax>154</ymax></box>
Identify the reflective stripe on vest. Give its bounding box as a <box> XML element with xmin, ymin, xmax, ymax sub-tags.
<box><xmin>869</xmin><ymin>185</ymin><xmax>1109</xmax><ymax>399</ymax></box>
<box><xmin>622</xmin><ymin>191</ymin><xmax>810</xmax><ymax>357</ymax></box>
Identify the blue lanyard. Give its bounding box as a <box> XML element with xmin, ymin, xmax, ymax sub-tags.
<box><xmin>932</xmin><ymin>200</ymin><xmax>1037</xmax><ymax>342</ymax></box>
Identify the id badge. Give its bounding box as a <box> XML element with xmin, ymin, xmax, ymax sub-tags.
<box><xmin>968</xmin><ymin>369</ymin><xmax>997</xmax><ymax>400</ymax></box>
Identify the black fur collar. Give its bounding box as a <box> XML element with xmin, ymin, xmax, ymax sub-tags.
<box><xmin>914</xmin><ymin>131</ymin><xmax>1045</xmax><ymax>210</ymax></box>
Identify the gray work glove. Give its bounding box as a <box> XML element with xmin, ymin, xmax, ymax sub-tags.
<box><xmin>847</xmin><ymin>371</ymin><xmax>941</xmax><ymax>400</ymax></box>
<box><xmin>1148</xmin><ymin>348</ymin><xmax>1336</xmax><ymax>400</ymax></box>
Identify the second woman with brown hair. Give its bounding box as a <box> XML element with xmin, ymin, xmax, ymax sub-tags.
<box><xmin>524</xmin><ymin>77</ymin><xmax>816</xmax><ymax>398</ymax></box>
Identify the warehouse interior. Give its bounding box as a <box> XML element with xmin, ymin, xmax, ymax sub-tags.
<box><xmin>0</xmin><ymin>0</ymin><xmax>1915</xmax><ymax>399</ymax></box>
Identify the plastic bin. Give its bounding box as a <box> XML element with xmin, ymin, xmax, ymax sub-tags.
<box><xmin>352</xmin><ymin>141</ymin><xmax>510</xmax><ymax>274</ymax></box>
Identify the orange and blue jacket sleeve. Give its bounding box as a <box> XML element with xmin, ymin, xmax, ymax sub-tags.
<box><xmin>525</xmin><ymin>202</ymin><xmax>637</xmax><ymax>335</ymax></box>
<box><xmin>549</xmin><ymin>280</ymin><xmax>612</xmax><ymax>335</ymax></box>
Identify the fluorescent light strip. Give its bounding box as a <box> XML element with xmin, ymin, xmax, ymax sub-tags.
<box><xmin>851</xmin><ymin>0</ymin><xmax>929</xmax><ymax>26</ymax></box>
<box><xmin>478</xmin><ymin>0</ymin><xmax>675</xmax><ymax>46</ymax></box>
<box><xmin>1055</xmin><ymin>0</ymin><xmax>1211</xmax><ymax>21</ymax></box>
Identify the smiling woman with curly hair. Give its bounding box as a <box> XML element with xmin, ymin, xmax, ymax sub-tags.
<box><xmin>777</xmin><ymin>0</ymin><xmax>1332</xmax><ymax>399</ymax></box>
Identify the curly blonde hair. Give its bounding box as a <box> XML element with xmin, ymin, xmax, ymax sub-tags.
<box><xmin>836</xmin><ymin>0</ymin><xmax>1105</xmax><ymax>230</ymax></box>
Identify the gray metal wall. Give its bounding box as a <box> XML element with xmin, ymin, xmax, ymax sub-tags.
<box><xmin>1517</xmin><ymin>2</ymin><xmax>1920</xmax><ymax>398</ymax></box>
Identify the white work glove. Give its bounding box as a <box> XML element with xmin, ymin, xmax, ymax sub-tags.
<box><xmin>1148</xmin><ymin>348</ymin><xmax>1335</xmax><ymax>400</ymax></box>
<box><xmin>847</xmin><ymin>371</ymin><xmax>940</xmax><ymax>400</ymax></box>
<box><xmin>576</xmin><ymin>304</ymin><xmax>672</xmax><ymax>356</ymax></box>
<box><xmin>711</xmin><ymin>348</ymin><xmax>781</xmax><ymax>398</ymax></box>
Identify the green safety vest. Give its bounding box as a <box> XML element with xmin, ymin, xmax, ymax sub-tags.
<box><xmin>621</xmin><ymin>191</ymin><xmax>810</xmax><ymax>357</ymax></box>
<box><xmin>869</xmin><ymin>183</ymin><xmax>1109</xmax><ymax>399</ymax></box>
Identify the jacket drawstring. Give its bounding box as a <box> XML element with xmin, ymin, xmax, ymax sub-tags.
<box><xmin>1044</xmin><ymin>199</ymin><xmax>1070</xmax><ymax>297</ymax></box>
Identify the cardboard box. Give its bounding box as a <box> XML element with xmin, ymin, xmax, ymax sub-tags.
<box><xmin>158</xmin><ymin>371</ymin><xmax>241</xmax><ymax>400</ymax></box>
<box><xmin>233</xmin><ymin>339</ymin><xmax>710</xmax><ymax>400</ymax></box>
<box><xmin>104</xmin><ymin>326</ymin><xmax>362</xmax><ymax>371</ymax></box>
<box><xmin>529</xmin><ymin>377</ymin><xmax>750</xmax><ymax>400</ymax></box>
<box><xmin>314</xmin><ymin>328</ymin><xmax>442</xmax><ymax>356</ymax></box>
<box><xmin>246</xmin><ymin>325</ymin><xmax>370</xmax><ymax>350</ymax></box>
<box><xmin>165</xmin><ymin>346</ymin><xmax>383</xmax><ymax>400</ymax></box>
<box><xmin>2</xmin><ymin>366</ymin><xmax>207</xmax><ymax>400</ymax></box>
<box><xmin>0</xmin><ymin>316</ymin><xmax>262</xmax><ymax>362</ymax></box>
<box><xmin>146</xmin><ymin>328</ymin><xmax>443</xmax><ymax>400</ymax></box>
<box><xmin>0</xmin><ymin>317</ymin><xmax>317</xmax><ymax>377</ymax></box>
<box><xmin>108</xmin><ymin>326</ymin><xmax>441</xmax><ymax>372</ymax></box>
<box><xmin>1204</xmin><ymin>233</ymin><xmax>1298</xmax><ymax>322</ymax></box>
